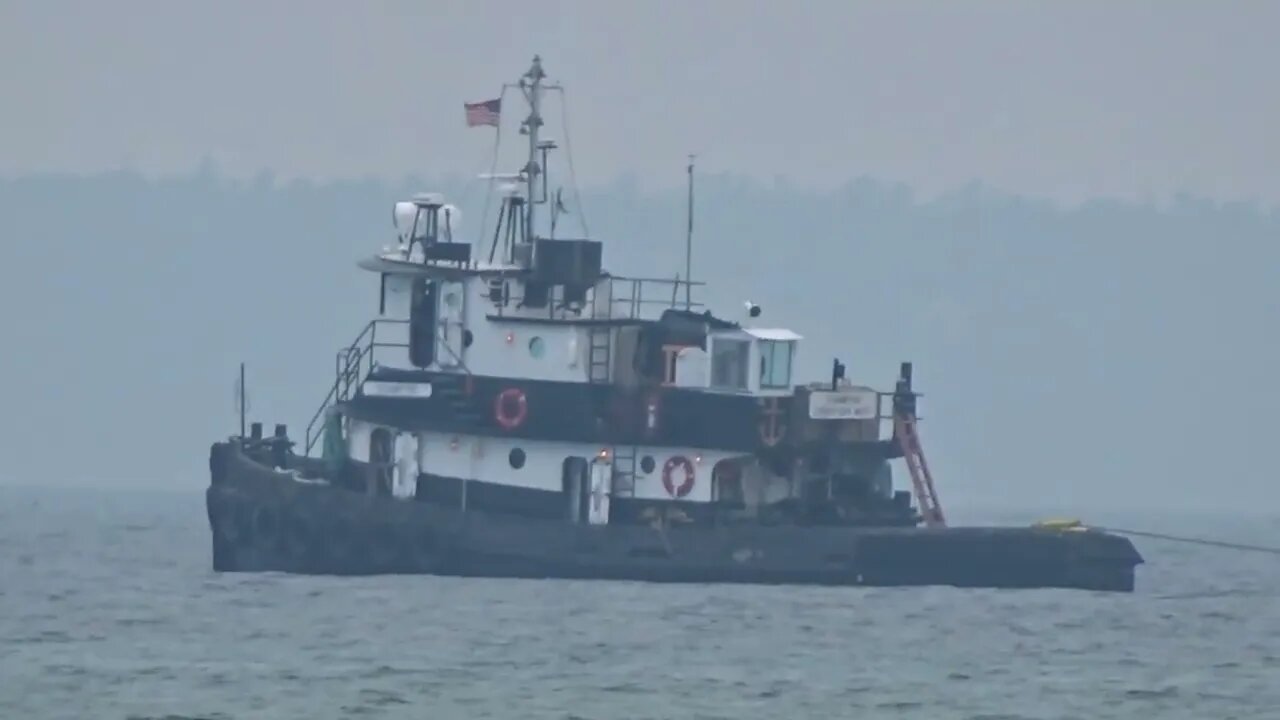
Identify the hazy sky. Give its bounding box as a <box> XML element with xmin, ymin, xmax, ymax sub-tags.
<box><xmin>3</xmin><ymin>2</ymin><xmax>1280</xmax><ymax>518</ymax></box>
<box><xmin>3</xmin><ymin>1</ymin><xmax>1277</xmax><ymax>205</ymax></box>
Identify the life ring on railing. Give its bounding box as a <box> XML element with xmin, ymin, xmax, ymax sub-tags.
<box><xmin>662</xmin><ymin>455</ymin><xmax>696</xmax><ymax>499</ymax></box>
<box><xmin>494</xmin><ymin>388</ymin><xmax>528</xmax><ymax>430</ymax></box>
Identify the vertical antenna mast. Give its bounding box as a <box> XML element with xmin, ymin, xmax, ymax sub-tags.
<box><xmin>685</xmin><ymin>154</ymin><xmax>695</xmax><ymax>310</ymax></box>
<box><xmin>238</xmin><ymin>362</ymin><xmax>246</xmax><ymax>438</ymax></box>
<box><xmin>520</xmin><ymin>55</ymin><xmax>546</xmax><ymax>242</ymax></box>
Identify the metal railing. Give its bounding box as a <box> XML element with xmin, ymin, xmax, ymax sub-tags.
<box><xmin>606</xmin><ymin>275</ymin><xmax>705</xmax><ymax>320</ymax></box>
<box><xmin>301</xmin><ymin>317</ymin><xmax>475</xmax><ymax>457</ymax></box>
<box><xmin>484</xmin><ymin>274</ymin><xmax>705</xmax><ymax>322</ymax></box>
<box><xmin>302</xmin><ymin>319</ymin><xmax>408</xmax><ymax>456</ymax></box>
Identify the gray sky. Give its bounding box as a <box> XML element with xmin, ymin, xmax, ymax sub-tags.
<box><xmin>2</xmin><ymin>1</ymin><xmax>1277</xmax><ymax>205</ymax></box>
<box><xmin>2</xmin><ymin>2</ymin><xmax>1279</xmax><ymax>518</ymax></box>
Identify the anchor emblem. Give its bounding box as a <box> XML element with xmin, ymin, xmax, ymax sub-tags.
<box><xmin>757</xmin><ymin>397</ymin><xmax>787</xmax><ymax>447</ymax></box>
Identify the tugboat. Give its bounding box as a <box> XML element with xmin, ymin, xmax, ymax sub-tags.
<box><xmin>206</xmin><ymin>56</ymin><xmax>1143</xmax><ymax>592</ymax></box>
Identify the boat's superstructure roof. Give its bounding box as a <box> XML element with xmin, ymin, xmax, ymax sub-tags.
<box><xmin>358</xmin><ymin>252</ymin><xmax>528</xmax><ymax>278</ymax></box>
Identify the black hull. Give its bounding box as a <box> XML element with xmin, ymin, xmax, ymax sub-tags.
<box><xmin>206</xmin><ymin>442</ymin><xmax>1143</xmax><ymax>592</ymax></box>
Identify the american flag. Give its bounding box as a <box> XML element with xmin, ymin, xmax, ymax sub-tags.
<box><xmin>464</xmin><ymin>98</ymin><xmax>501</xmax><ymax>128</ymax></box>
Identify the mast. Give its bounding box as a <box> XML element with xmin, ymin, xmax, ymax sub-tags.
<box><xmin>520</xmin><ymin>55</ymin><xmax>546</xmax><ymax>242</ymax></box>
<box><xmin>685</xmin><ymin>154</ymin><xmax>695</xmax><ymax>309</ymax></box>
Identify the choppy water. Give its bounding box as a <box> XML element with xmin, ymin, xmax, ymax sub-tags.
<box><xmin>2</xmin><ymin>485</ymin><xmax>1278</xmax><ymax>720</ymax></box>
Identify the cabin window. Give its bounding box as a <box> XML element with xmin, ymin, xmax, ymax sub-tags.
<box><xmin>758</xmin><ymin>340</ymin><xmax>795</xmax><ymax>389</ymax></box>
<box><xmin>528</xmin><ymin>336</ymin><xmax>545</xmax><ymax>358</ymax></box>
<box><xmin>408</xmin><ymin>279</ymin><xmax>438</xmax><ymax>368</ymax></box>
<box><xmin>509</xmin><ymin>447</ymin><xmax>526</xmax><ymax>469</ymax></box>
<box><xmin>662</xmin><ymin>346</ymin><xmax>680</xmax><ymax>385</ymax></box>
<box><xmin>709</xmin><ymin>338</ymin><xmax>750</xmax><ymax>390</ymax></box>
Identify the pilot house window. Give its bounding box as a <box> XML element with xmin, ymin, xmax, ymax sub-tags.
<box><xmin>758</xmin><ymin>340</ymin><xmax>794</xmax><ymax>389</ymax></box>
<box><xmin>710</xmin><ymin>338</ymin><xmax>750</xmax><ymax>390</ymax></box>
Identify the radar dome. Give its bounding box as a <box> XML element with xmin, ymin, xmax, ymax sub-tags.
<box><xmin>392</xmin><ymin>201</ymin><xmax>416</xmax><ymax>235</ymax></box>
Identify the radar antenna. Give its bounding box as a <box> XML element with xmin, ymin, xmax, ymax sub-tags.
<box><xmin>685</xmin><ymin>154</ymin><xmax>696</xmax><ymax>309</ymax></box>
<box><xmin>481</xmin><ymin>56</ymin><xmax>575</xmax><ymax>259</ymax></box>
<box><xmin>519</xmin><ymin>55</ymin><xmax>547</xmax><ymax>242</ymax></box>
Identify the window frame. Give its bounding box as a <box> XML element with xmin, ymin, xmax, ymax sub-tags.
<box><xmin>757</xmin><ymin>339</ymin><xmax>795</xmax><ymax>390</ymax></box>
<box><xmin>708</xmin><ymin>336</ymin><xmax>751</xmax><ymax>391</ymax></box>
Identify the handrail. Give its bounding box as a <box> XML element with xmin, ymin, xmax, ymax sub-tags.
<box><xmin>302</xmin><ymin>319</ymin><xmax>399</xmax><ymax>455</ymax></box>
<box><xmin>303</xmin><ymin>344</ymin><xmax>368</xmax><ymax>456</ymax></box>
<box><xmin>606</xmin><ymin>275</ymin><xmax>704</xmax><ymax>319</ymax></box>
<box><xmin>301</xmin><ymin>317</ymin><xmax>472</xmax><ymax>456</ymax></box>
<box><xmin>609</xmin><ymin>274</ymin><xmax>707</xmax><ymax>286</ymax></box>
<box><xmin>484</xmin><ymin>274</ymin><xmax>705</xmax><ymax>322</ymax></box>
<box><xmin>436</xmin><ymin>333</ymin><xmax>472</xmax><ymax>375</ymax></box>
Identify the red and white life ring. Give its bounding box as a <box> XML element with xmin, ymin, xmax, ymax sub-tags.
<box><xmin>494</xmin><ymin>388</ymin><xmax>528</xmax><ymax>430</ymax></box>
<box><xmin>662</xmin><ymin>455</ymin><xmax>696</xmax><ymax>498</ymax></box>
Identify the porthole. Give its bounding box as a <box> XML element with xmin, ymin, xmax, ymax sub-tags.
<box><xmin>509</xmin><ymin>447</ymin><xmax>527</xmax><ymax>469</ymax></box>
<box><xmin>640</xmin><ymin>455</ymin><xmax>656</xmax><ymax>474</ymax></box>
<box><xmin>462</xmin><ymin>329</ymin><xmax>474</xmax><ymax>348</ymax></box>
<box><xmin>528</xmin><ymin>336</ymin><xmax>545</xmax><ymax>358</ymax></box>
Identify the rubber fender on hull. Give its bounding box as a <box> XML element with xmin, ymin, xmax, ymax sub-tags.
<box><xmin>213</xmin><ymin>496</ymin><xmax>254</xmax><ymax>546</ymax></box>
<box><xmin>281</xmin><ymin>511</ymin><xmax>314</xmax><ymax>564</ymax></box>
<box><xmin>253</xmin><ymin>506</ymin><xmax>280</xmax><ymax>547</ymax></box>
<box><xmin>367</xmin><ymin>524</ymin><xmax>409</xmax><ymax>572</ymax></box>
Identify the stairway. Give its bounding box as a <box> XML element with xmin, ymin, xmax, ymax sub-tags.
<box><xmin>894</xmin><ymin>413</ymin><xmax>946</xmax><ymax>528</ymax></box>
<box><xmin>611</xmin><ymin>444</ymin><xmax>638</xmax><ymax>497</ymax></box>
<box><xmin>587</xmin><ymin>327</ymin><xmax>611</xmax><ymax>383</ymax></box>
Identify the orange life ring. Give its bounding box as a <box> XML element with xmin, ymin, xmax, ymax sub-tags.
<box><xmin>662</xmin><ymin>455</ymin><xmax>696</xmax><ymax>498</ymax></box>
<box><xmin>494</xmin><ymin>388</ymin><xmax>528</xmax><ymax>429</ymax></box>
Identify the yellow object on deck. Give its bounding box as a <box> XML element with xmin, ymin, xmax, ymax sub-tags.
<box><xmin>1033</xmin><ymin>518</ymin><xmax>1087</xmax><ymax>531</ymax></box>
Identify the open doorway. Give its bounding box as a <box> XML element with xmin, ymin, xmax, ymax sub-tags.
<box><xmin>369</xmin><ymin>427</ymin><xmax>394</xmax><ymax>497</ymax></box>
<box><xmin>712</xmin><ymin>459</ymin><xmax>745</xmax><ymax>508</ymax></box>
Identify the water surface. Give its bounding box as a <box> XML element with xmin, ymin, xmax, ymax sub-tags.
<box><xmin>2</xmin><ymin>486</ymin><xmax>1277</xmax><ymax>719</ymax></box>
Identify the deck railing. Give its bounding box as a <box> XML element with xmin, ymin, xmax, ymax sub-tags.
<box><xmin>302</xmin><ymin>317</ymin><xmax>474</xmax><ymax>456</ymax></box>
<box><xmin>605</xmin><ymin>275</ymin><xmax>705</xmax><ymax>320</ymax></box>
<box><xmin>484</xmin><ymin>274</ymin><xmax>706</xmax><ymax>322</ymax></box>
<box><xmin>302</xmin><ymin>319</ymin><xmax>407</xmax><ymax>456</ymax></box>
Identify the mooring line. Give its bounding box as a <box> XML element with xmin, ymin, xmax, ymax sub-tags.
<box><xmin>1098</xmin><ymin>527</ymin><xmax>1280</xmax><ymax>555</ymax></box>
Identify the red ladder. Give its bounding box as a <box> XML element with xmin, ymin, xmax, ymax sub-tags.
<box><xmin>894</xmin><ymin>413</ymin><xmax>947</xmax><ymax>528</ymax></box>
